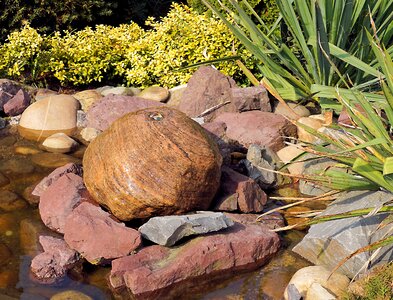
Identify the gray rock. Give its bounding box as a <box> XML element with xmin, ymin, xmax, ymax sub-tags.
<box><xmin>77</xmin><ymin>110</ymin><xmax>87</xmax><ymax>128</ymax></box>
<box><xmin>241</xmin><ymin>144</ymin><xmax>278</xmax><ymax>189</ymax></box>
<box><xmin>286</xmin><ymin>284</ymin><xmax>302</xmax><ymax>300</ymax></box>
<box><xmin>299</xmin><ymin>156</ymin><xmax>335</xmax><ymax>196</ymax></box>
<box><xmin>0</xmin><ymin>117</ymin><xmax>6</xmax><ymax>129</ymax></box>
<box><xmin>139</xmin><ymin>211</ymin><xmax>234</xmax><ymax>246</ymax></box>
<box><xmin>293</xmin><ymin>190</ymin><xmax>393</xmax><ymax>278</ymax></box>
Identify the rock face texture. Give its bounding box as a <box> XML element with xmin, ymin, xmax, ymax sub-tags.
<box><xmin>83</xmin><ymin>106</ymin><xmax>222</xmax><ymax>221</ymax></box>
<box><xmin>293</xmin><ymin>190</ymin><xmax>393</xmax><ymax>278</ymax></box>
<box><xmin>110</xmin><ymin>221</ymin><xmax>280</xmax><ymax>299</ymax></box>
<box><xmin>32</xmin><ymin>163</ymin><xmax>83</xmax><ymax>197</ymax></box>
<box><xmin>214</xmin><ymin>166</ymin><xmax>267</xmax><ymax>212</ymax></box>
<box><xmin>138</xmin><ymin>212</ymin><xmax>234</xmax><ymax>246</ymax></box>
<box><xmin>86</xmin><ymin>94</ymin><xmax>165</xmax><ymax>131</ymax></box>
<box><xmin>3</xmin><ymin>89</ymin><xmax>31</xmax><ymax>116</ymax></box>
<box><xmin>64</xmin><ymin>202</ymin><xmax>142</xmax><ymax>264</ymax></box>
<box><xmin>178</xmin><ymin>66</ymin><xmax>270</xmax><ymax>122</ymax></box>
<box><xmin>0</xmin><ymin>79</ymin><xmax>23</xmax><ymax>110</ymax></box>
<box><xmin>39</xmin><ymin>173</ymin><xmax>94</xmax><ymax>234</ymax></box>
<box><xmin>18</xmin><ymin>95</ymin><xmax>79</xmax><ymax>141</ymax></box>
<box><xmin>30</xmin><ymin>236</ymin><xmax>80</xmax><ymax>282</ymax></box>
<box><xmin>214</xmin><ymin>111</ymin><xmax>297</xmax><ymax>151</ymax></box>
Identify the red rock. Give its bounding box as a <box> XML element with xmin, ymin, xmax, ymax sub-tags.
<box><xmin>214</xmin><ymin>111</ymin><xmax>297</xmax><ymax>151</ymax></box>
<box><xmin>86</xmin><ymin>95</ymin><xmax>165</xmax><ymax>131</ymax></box>
<box><xmin>32</xmin><ymin>163</ymin><xmax>83</xmax><ymax>197</ymax></box>
<box><xmin>231</xmin><ymin>86</ymin><xmax>271</xmax><ymax>113</ymax></box>
<box><xmin>39</xmin><ymin>173</ymin><xmax>94</xmax><ymax>234</ymax></box>
<box><xmin>109</xmin><ymin>221</ymin><xmax>280</xmax><ymax>298</ymax></box>
<box><xmin>3</xmin><ymin>89</ymin><xmax>31</xmax><ymax>116</ymax></box>
<box><xmin>64</xmin><ymin>202</ymin><xmax>142</xmax><ymax>264</ymax></box>
<box><xmin>0</xmin><ymin>79</ymin><xmax>22</xmax><ymax>109</ymax></box>
<box><xmin>214</xmin><ymin>166</ymin><xmax>267</xmax><ymax>213</ymax></box>
<box><xmin>224</xmin><ymin>212</ymin><xmax>285</xmax><ymax>230</ymax></box>
<box><xmin>178</xmin><ymin>66</ymin><xmax>238</xmax><ymax>122</ymax></box>
<box><xmin>338</xmin><ymin>104</ymin><xmax>365</xmax><ymax>127</ymax></box>
<box><xmin>30</xmin><ymin>236</ymin><xmax>80</xmax><ymax>282</ymax></box>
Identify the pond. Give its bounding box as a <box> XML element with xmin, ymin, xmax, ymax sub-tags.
<box><xmin>0</xmin><ymin>126</ymin><xmax>311</xmax><ymax>300</ymax></box>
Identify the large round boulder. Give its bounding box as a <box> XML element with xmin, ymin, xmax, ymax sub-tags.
<box><xmin>83</xmin><ymin>107</ymin><xmax>222</xmax><ymax>221</ymax></box>
<box><xmin>18</xmin><ymin>94</ymin><xmax>79</xmax><ymax>141</ymax></box>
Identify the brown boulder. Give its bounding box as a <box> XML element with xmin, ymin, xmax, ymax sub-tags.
<box><xmin>39</xmin><ymin>173</ymin><xmax>95</xmax><ymax>234</ymax></box>
<box><xmin>86</xmin><ymin>94</ymin><xmax>165</xmax><ymax>131</ymax></box>
<box><xmin>64</xmin><ymin>202</ymin><xmax>142</xmax><ymax>264</ymax></box>
<box><xmin>83</xmin><ymin>106</ymin><xmax>222</xmax><ymax>221</ymax></box>
<box><xmin>109</xmin><ymin>221</ymin><xmax>280</xmax><ymax>298</ymax></box>
<box><xmin>214</xmin><ymin>111</ymin><xmax>297</xmax><ymax>151</ymax></box>
<box><xmin>32</xmin><ymin>163</ymin><xmax>83</xmax><ymax>197</ymax></box>
<box><xmin>214</xmin><ymin>166</ymin><xmax>267</xmax><ymax>212</ymax></box>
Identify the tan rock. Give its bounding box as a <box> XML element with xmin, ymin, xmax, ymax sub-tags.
<box><xmin>73</xmin><ymin>89</ymin><xmax>102</xmax><ymax>112</ymax></box>
<box><xmin>284</xmin><ymin>266</ymin><xmax>350</xmax><ymax>299</ymax></box>
<box><xmin>42</xmin><ymin>133</ymin><xmax>78</xmax><ymax>153</ymax></box>
<box><xmin>80</xmin><ymin>127</ymin><xmax>101</xmax><ymax>142</ymax></box>
<box><xmin>18</xmin><ymin>94</ymin><xmax>79</xmax><ymax>141</ymax></box>
<box><xmin>167</xmin><ymin>84</ymin><xmax>187</xmax><ymax>108</ymax></box>
<box><xmin>306</xmin><ymin>282</ymin><xmax>335</xmax><ymax>300</ymax></box>
<box><xmin>34</xmin><ymin>88</ymin><xmax>58</xmax><ymax>101</ymax></box>
<box><xmin>274</xmin><ymin>102</ymin><xmax>310</xmax><ymax>120</ymax></box>
<box><xmin>83</xmin><ymin>106</ymin><xmax>222</xmax><ymax>221</ymax></box>
<box><xmin>139</xmin><ymin>86</ymin><xmax>170</xmax><ymax>102</ymax></box>
<box><xmin>297</xmin><ymin>116</ymin><xmax>325</xmax><ymax>143</ymax></box>
<box><xmin>276</xmin><ymin>145</ymin><xmax>305</xmax><ymax>175</ymax></box>
<box><xmin>50</xmin><ymin>291</ymin><xmax>92</xmax><ymax>300</ymax></box>
<box><xmin>100</xmin><ymin>86</ymin><xmax>138</xmax><ymax>97</ymax></box>
<box><xmin>0</xmin><ymin>190</ymin><xmax>27</xmax><ymax>211</ymax></box>
<box><xmin>14</xmin><ymin>145</ymin><xmax>42</xmax><ymax>155</ymax></box>
<box><xmin>31</xmin><ymin>153</ymin><xmax>80</xmax><ymax>168</ymax></box>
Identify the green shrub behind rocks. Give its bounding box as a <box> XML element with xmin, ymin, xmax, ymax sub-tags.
<box><xmin>0</xmin><ymin>4</ymin><xmax>256</xmax><ymax>88</ymax></box>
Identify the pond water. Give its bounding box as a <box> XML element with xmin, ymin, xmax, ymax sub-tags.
<box><xmin>0</xmin><ymin>126</ymin><xmax>311</xmax><ymax>300</ymax></box>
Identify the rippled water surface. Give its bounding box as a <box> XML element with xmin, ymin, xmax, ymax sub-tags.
<box><xmin>0</xmin><ymin>127</ymin><xmax>311</xmax><ymax>300</ymax></box>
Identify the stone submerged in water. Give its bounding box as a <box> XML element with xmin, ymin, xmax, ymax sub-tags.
<box><xmin>64</xmin><ymin>202</ymin><xmax>142</xmax><ymax>264</ymax></box>
<box><xmin>110</xmin><ymin>221</ymin><xmax>280</xmax><ymax>299</ymax></box>
<box><xmin>83</xmin><ymin>106</ymin><xmax>222</xmax><ymax>221</ymax></box>
<box><xmin>42</xmin><ymin>133</ymin><xmax>78</xmax><ymax>154</ymax></box>
<box><xmin>138</xmin><ymin>212</ymin><xmax>234</xmax><ymax>246</ymax></box>
<box><xmin>30</xmin><ymin>236</ymin><xmax>80</xmax><ymax>282</ymax></box>
<box><xmin>18</xmin><ymin>94</ymin><xmax>79</xmax><ymax>141</ymax></box>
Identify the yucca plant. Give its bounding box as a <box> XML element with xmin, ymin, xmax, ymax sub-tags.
<box><xmin>202</xmin><ymin>0</ymin><xmax>393</xmax><ymax>109</ymax></box>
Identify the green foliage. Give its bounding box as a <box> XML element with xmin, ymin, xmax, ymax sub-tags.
<box><xmin>203</xmin><ymin>0</ymin><xmax>393</xmax><ymax>107</ymax></box>
<box><xmin>115</xmin><ymin>3</ymin><xmax>254</xmax><ymax>87</ymax></box>
<box><xmin>342</xmin><ymin>263</ymin><xmax>393</xmax><ymax>300</ymax></box>
<box><xmin>0</xmin><ymin>4</ymin><xmax>254</xmax><ymax>88</ymax></box>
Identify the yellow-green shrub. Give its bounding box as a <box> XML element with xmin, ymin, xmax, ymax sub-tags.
<box><xmin>0</xmin><ymin>4</ymin><xmax>256</xmax><ymax>88</ymax></box>
<box><xmin>0</xmin><ymin>24</ymin><xmax>46</xmax><ymax>80</ymax></box>
<box><xmin>115</xmin><ymin>3</ymin><xmax>255</xmax><ymax>87</ymax></box>
<box><xmin>48</xmin><ymin>23</ymin><xmax>143</xmax><ymax>85</ymax></box>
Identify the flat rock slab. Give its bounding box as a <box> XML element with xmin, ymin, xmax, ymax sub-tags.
<box><xmin>64</xmin><ymin>202</ymin><xmax>142</xmax><ymax>265</ymax></box>
<box><xmin>110</xmin><ymin>221</ymin><xmax>280</xmax><ymax>299</ymax></box>
<box><xmin>138</xmin><ymin>211</ymin><xmax>234</xmax><ymax>246</ymax></box>
<box><xmin>293</xmin><ymin>190</ymin><xmax>393</xmax><ymax>278</ymax></box>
